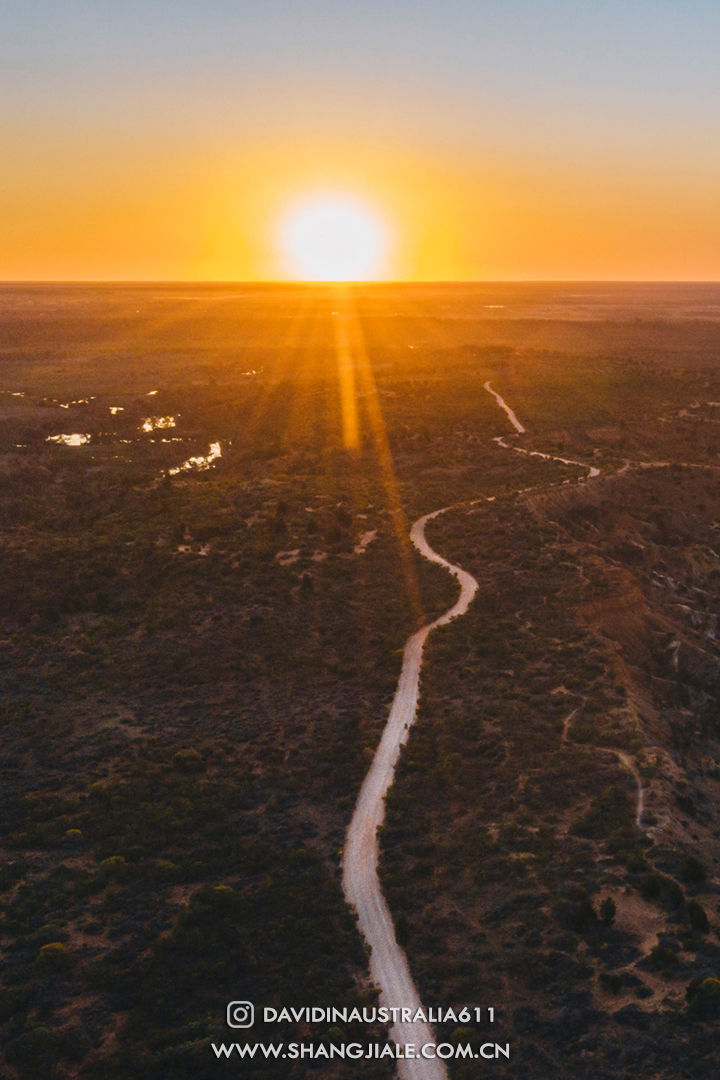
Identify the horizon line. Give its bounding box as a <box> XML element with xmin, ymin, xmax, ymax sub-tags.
<box><xmin>1</xmin><ymin>279</ymin><xmax>720</xmax><ymax>287</ymax></box>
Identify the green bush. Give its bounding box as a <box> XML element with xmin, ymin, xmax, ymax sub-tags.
<box><xmin>687</xmin><ymin>977</ymin><xmax>720</xmax><ymax>1019</ymax></box>
<box><xmin>32</xmin><ymin>924</ymin><xmax>69</xmax><ymax>946</ymax></box>
<box><xmin>172</xmin><ymin>749</ymin><xmax>206</xmax><ymax>774</ymax></box>
<box><xmin>99</xmin><ymin>855</ymin><xmax>127</xmax><ymax>879</ymax></box>
<box><xmin>647</xmin><ymin>945</ymin><xmax>679</xmax><ymax>970</ymax></box>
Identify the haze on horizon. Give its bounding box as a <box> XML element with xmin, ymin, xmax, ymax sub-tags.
<box><xmin>2</xmin><ymin>1</ymin><xmax>720</xmax><ymax>282</ymax></box>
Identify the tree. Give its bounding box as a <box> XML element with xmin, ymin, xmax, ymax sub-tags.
<box><xmin>599</xmin><ymin>897</ymin><xmax>616</xmax><ymax>927</ymax></box>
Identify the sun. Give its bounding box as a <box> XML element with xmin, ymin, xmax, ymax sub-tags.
<box><xmin>278</xmin><ymin>195</ymin><xmax>389</xmax><ymax>281</ymax></box>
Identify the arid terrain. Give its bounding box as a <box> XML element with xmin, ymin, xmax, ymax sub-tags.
<box><xmin>2</xmin><ymin>282</ymin><xmax>720</xmax><ymax>1079</ymax></box>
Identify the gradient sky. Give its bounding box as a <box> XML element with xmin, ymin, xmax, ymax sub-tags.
<box><xmin>2</xmin><ymin>1</ymin><xmax>720</xmax><ymax>280</ymax></box>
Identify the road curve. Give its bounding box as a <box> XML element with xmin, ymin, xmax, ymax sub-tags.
<box><xmin>342</xmin><ymin>383</ymin><xmax>594</xmax><ymax>1075</ymax></box>
<box><xmin>493</xmin><ymin>434</ymin><xmax>601</xmax><ymax>480</ymax></box>
<box><xmin>483</xmin><ymin>380</ymin><xmax>526</xmax><ymax>433</ymax></box>
<box><xmin>343</xmin><ymin>510</ymin><xmax>478</xmax><ymax>1079</ymax></box>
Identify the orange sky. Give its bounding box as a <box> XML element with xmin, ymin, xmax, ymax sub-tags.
<box><xmin>3</xmin><ymin>2</ymin><xmax>720</xmax><ymax>281</ymax></box>
<box><xmin>4</xmin><ymin>131</ymin><xmax>720</xmax><ymax>282</ymax></box>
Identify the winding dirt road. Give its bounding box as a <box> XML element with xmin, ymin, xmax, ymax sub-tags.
<box><xmin>342</xmin><ymin>513</ymin><xmax>477</xmax><ymax>1079</ymax></box>
<box><xmin>483</xmin><ymin>380</ymin><xmax>526</xmax><ymax>433</ymax></box>
<box><xmin>341</xmin><ymin>381</ymin><xmax>607</xmax><ymax>1076</ymax></box>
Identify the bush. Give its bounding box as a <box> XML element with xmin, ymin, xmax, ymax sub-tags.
<box><xmin>680</xmin><ymin>855</ymin><xmax>707</xmax><ymax>884</ymax></box>
<box><xmin>625</xmin><ymin>852</ymin><xmax>650</xmax><ymax>873</ymax></box>
<box><xmin>172</xmin><ymin>749</ymin><xmax>206</xmax><ymax>774</ymax></box>
<box><xmin>686</xmin><ymin>900</ymin><xmax>709</xmax><ymax>933</ymax></box>
<box><xmin>99</xmin><ymin>856</ymin><xmax>127</xmax><ymax>880</ymax></box>
<box><xmin>32</xmin><ymin>924</ymin><xmax>69</xmax><ymax>946</ymax></box>
<box><xmin>571</xmin><ymin>783</ymin><xmax>634</xmax><ymax>839</ymax></box>
<box><xmin>553</xmin><ymin>888</ymin><xmax>597</xmax><ymax>934</ymax></box>
<box><xmin>687</xmin><ymin>977</ymin><xmax>720</xmax><ymax>1020</ymax></box>
<box><xmin>74</xmin><ymin>872</ymin><xmax>104</xmax><ymax>898</ymax></box>
<box><xmin>38</xmin><ymin>942</ymin><xmax>72</xmax><ymax>969</ymax></box>
<box><xmin>7</xmin><ymin>1025</ymin><xmax>62</xmax><ymax>1072</ymax></box>
<box><xmin>675</xmin><ymin>793</ymin><xmax>697</xmax><ymax>818</ymax></box>
<box><xmin>640</xmin><ymin>872</ymin><xmax>684</xmax><ymax>908</ymax></box>
<box><xmin>646</xmin><ymin>945</ymin><xmax>679</xmax><ymax>969</ymax></box>
<box><xmin>599</xmin><ymin>971</ymin><xmax>624</xmax><ymax>995</ymax></box>
<box><xmin>599</xmin><ymin>897</ymin><xmax>616</xmax><ymax>927</ymax></box>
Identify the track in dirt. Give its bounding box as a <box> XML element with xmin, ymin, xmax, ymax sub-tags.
<box><xmin>341</xmin><ymin>382</ymin><xmax>612</xmax><ymax>1077</ymax></box>
<box><xmin>342</xmin><ymin>510</ymin><xmax>477</xmax><ymax>1079</ymax></box>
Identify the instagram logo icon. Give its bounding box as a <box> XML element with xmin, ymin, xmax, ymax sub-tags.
<box><xmin>227</xmin><ymin>1001</ymin><xmax>254</xmax><ymax>1028</ymax></box>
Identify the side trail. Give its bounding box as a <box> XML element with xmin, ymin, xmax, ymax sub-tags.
<box><xmin>342</xmin><ymin>383</ymin><xmax>602</xmax><ymax>1079</ymax></box>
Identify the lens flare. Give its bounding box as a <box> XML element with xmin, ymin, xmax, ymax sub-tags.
<box><xmin>279</xmin><ymin>195</ymin><xmax>388</xmax><ymax>280</ymax></box>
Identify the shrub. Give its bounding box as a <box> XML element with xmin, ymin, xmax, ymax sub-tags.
<box><xmin>74</xmin><ymin>873</ymin><xmax>104</xmax><ymax>898</ymax></box>
<box><xmin>33</xmin><ymin>924</ymin><xmax>69</xmax><ymax>946</ymax></box>
<box><xmin>599</xmin><ymin>897</ymin><xmax>617</xmax><ymax>927</ymax></box>
<box><xmin>553</xmin><ymin>888</ymin><xmax>597</xmax><ymax>934</ymax></box>
<box><xmin>647</xmin><ymin>945</ymin><xmax>679</xmax><ymax>969</ymax></box>
<box><xmin>640</xmin><ymin>872</ymin><xmax>684</xmax><ymax>908</ymax></box>
<box><xmin>151</xmin><ymin>860</ymin><xmax>183</xmax><ymax>882</ymax></box>
<box><xmin>599</xmin><ymin>971</ymin><xmax>624</xmax><ymax>995</ymax></box>
<box><xmin>675</xmin><ymin>793</ymin><xmax>697</xmax><ymax>818</ymax></box>
<box><xmin>626</xmin><ymin>853</ymin><xmax>649</xmax><ymax>873</ymax></box>
<box><xmin>687</xmin><ymin>977</ymin><xmax>720</xmax><ymax>1019</ymax></box>
<box><xmin>686</xmin><ymin>900</ymin><xmax>709</xmax><ymax>933</ymax></box>
<box><xmin>99</xmin><ymin>856</ymin><xmax>127</xmax><ymax>880</ymax></box>
<box><xmin>38</xmin><ymin>942</ymin><xmax>72</xmax><ymax>969</ymax></box>
<box><xmin>680</xmin><ymin>855</ymin><xmax>707</xmax><ymax>884</ymax></box>
<box><xmin>173</xmin><ymin>749</ymin><xmax>206</xmax><ymax>774</ymax></box>
<box><xmin>7</xmin><ymin>1025</ymin><xmax>62</xmax><ymax>1071</ymax></box>
<box><xmin>571</xmin><ymin>783</ymin><xmax>633</xmax><ymax>839</ymax></box>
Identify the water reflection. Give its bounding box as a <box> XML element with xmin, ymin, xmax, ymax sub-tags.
<box><xmin>46</xmin><ymin>433</ymin><xmax>90</xmax><ymax>446</ymax></box>
<box><xmin>168</xmin><ymin>442</ymin><xmax>221</xmax><ymax>475</ymax></box>
<box><xmin>141</xmin><ymin>416</ymin><xmax>176</xmax><ymax>432</ymax></box>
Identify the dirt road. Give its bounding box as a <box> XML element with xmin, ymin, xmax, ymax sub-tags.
<box><xmin>483</xmin><ymin>380</ymin><xmax>526</xmax><ymax>433</ymax></box>
<box><xmin>342</xmin><ymin>510</ymin><xmax>478</xmax><ymax>1079</ymax></box>
<box><xmin>342</xmin><ymin>382</ymin><xmax>601</xmax><ymax>1076</ymax></box>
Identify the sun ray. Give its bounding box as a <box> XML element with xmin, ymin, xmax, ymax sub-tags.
<box><xmin>332</xmin><ymin>285</ymin><xmax>423</xmax><ymax>625</ymax></box>
<box><xmin>333</xmin><ymin>307</ymin><xmax>360</xmax><ymax>450</ymax></box>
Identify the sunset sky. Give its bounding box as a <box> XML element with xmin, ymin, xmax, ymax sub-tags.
<box><xmin>2</xmin><ymin>1</ymin><xmax>720</xmax><ymax>281</ymax></box>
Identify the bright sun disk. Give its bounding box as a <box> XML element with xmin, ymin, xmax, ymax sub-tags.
<box><xmin>279</xmin><ymin>195</ymin><xmax>388</xmax><ymax>281</ymax></box>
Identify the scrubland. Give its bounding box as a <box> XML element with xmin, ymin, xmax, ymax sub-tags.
<box><xmin>2</xmin><ymin>282</ymin><xmax>720</xmax><ymax>1078</ymax></box>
